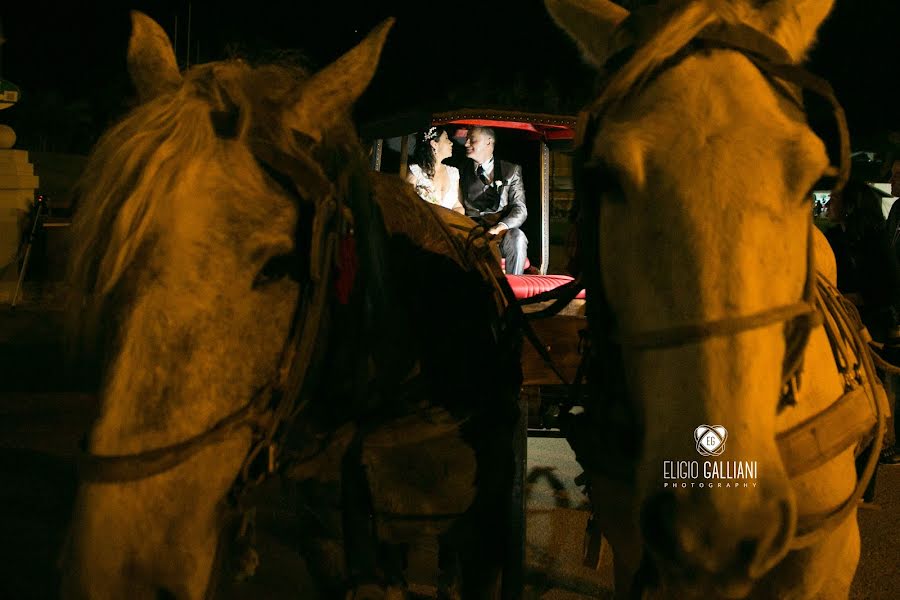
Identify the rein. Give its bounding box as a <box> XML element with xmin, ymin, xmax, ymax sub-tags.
<box><xmin>612</xmin><ymin>221</ymin><xmax>818</xmax><ymax>360</ymax></box>
<box><xmin>78</xmin><ymin>141</ymin><xmax>346</xmax><ymax>491</ymax></box>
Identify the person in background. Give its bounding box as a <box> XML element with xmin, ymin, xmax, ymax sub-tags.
<box><xmin>879</xmin><ymin>158</ymin><xmax>900</xmax><ymax>465</ymax></box>
<box><xmin>885</xmin><ymin>159</ymin><xmax>900</xmax><ymax>249</ymax></box>
<box><xmin>406</xmin><ymin>126</ymin><xmax>464</xmax><ymax>214</ymax></box>
<box><xmin>460</xmin><ymin>127</ymin><xmax>528</xmax><ymax>274</ymax></box>
<box><xmin>826</xmin><ymin>177</ymin><xmax>900</xmax><ymax>466</ymax></box>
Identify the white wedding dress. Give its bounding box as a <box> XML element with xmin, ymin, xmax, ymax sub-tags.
<box><xmin>408</xmin><ymin>164</ymin><xmax>462</xmax><ymax>211</ymax></box>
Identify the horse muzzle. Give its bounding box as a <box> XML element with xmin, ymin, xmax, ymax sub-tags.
<box><xmin>639</xmin><ymin>473</ymin><xmax>797</xmax><ymax>594</ymax></box>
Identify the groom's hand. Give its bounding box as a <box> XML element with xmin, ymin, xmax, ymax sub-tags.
<box><xmin>487</xmin><ymin>223</ymin><xmax>508</xmax><ymax>236</ymax></box>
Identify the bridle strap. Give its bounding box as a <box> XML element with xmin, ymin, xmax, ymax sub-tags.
<box><xmin>738</xmin><ymin>56</ymin><xmax>851</xmax><ymax>196</ymax></box>
<box><xmin>77</xmin><ymin>384</ymin><xmax>273</xmax><ymax>483</ymax></box>
<box><xmin>781</xmin><ymin>219</ymin><xmax>821</xmax><ymax>390</ymax></box>
<box><xmin>235</xmin><ymin>188</ymin><xmax>339</xmax><ymax>491</ymax></box>
<box><xmin>617</xmin><ymin>218</ymin><xmax>819</xmax><ymax>385</ymax></box>
<box><xmin>615</xmin><ymin>301</ymin><xmax>815</xmax><ymax>350</ymax></box>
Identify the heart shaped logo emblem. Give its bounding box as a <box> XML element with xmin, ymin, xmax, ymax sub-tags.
<box><xmin>694</xmin><ymin>425</ymin><xmax>728</xmax><ymax>456</ymax></box>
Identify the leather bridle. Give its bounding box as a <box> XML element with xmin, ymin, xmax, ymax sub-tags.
<box><xmin>77</xmin><ymin>139</ymin><xmax>348</xmax><ymax>501</ymax></box>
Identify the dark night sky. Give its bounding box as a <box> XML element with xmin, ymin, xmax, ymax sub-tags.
<box><xmin>0</xmin><ymin>1</ymin><xmax>898</xmax><ymax>154</ymax></box>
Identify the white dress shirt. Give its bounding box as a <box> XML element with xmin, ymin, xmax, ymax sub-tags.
<box><xmin>476</xmin><ymin>156</ymin><xmax>495</xmax><ymax>182</ymax></box>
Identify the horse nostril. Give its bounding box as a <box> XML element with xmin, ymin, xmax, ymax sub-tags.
<box><xmin>737</xmin><ymin>537</ymin><xmax>758</xmax><ymax>566</ymax></box>
<box><xmin>748</xmin><ymin>498</ymin><xmax>796</xmax><ymax>578</ymax></box>
<box><xmin>640</xmin><ymin>491</ymin><xmax>680</xmax><ymax>560</ymax></box>
<box><xmin>156</xmin><ymin>588</ymin><xmax>176</xmax><ymax>600</ymax></box>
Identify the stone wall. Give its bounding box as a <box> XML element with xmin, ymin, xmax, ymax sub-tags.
<box><xmin>0</xmin><ymin>143</ymin><xmax>40</xmax><ymax>303</ymax></box>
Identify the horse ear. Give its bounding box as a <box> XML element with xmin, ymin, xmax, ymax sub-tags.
<box><xmin>545</xmin><ymin>0</ymin><xmax>630</xmax><ymax>69</ymax></box>
<box><xmin>756</xmin><ymin>0</ymin><xmax>835</xmax><ymax>62</ymax></box>
<box><xmin>285</xmin><ymin>18</ymin><xmax>394</xmax><ymax>142</ymax></box>
<box><xmin>127</xmin><ymin>11</ymin><xmax>182</xmax><ymax>102</ymax></box>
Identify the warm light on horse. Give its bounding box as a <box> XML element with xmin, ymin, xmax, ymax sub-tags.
<box><xmin>546</xmin><ymin>0</ymin><xmax>886</xmax><ymax>598</ymax></box>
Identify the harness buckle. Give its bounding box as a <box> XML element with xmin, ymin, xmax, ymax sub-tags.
<box><xmin>267</xmin><ymin>443</ymin><xmax>277</xmax><ymax>474</ymax></box>
<box><xmin>781</xmin><ymin>372</ymin><xmax>801</xmax><ymax>409</ymax></box>
<box><xmin>843</xmin><ymin>364</ymin><xmax>863</xmax><ymax>391</ymax></box>
<box><xmin>577</xmin><ymin>327</ymin><xmax>591</xmax><ymax>355</ymax></box>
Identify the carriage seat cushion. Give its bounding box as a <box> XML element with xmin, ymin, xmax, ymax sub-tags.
<box><xmin>505</xmin><ymin>274</ymin><xmax>586</xmax><ymax>301</ymax></box>
<box><xmin>500</xmin><ymin>257</ymin><xmax>530</xmax><ymax>273</ymax></box>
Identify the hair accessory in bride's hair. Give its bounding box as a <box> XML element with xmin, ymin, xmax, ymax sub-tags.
<box><xmin>423</xmin><ymin>126</ymin><xmax>439</xmax><ymax>141</ymax></box>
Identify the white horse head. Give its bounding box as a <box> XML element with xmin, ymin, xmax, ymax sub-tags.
<box><xmin>546</xmin><ymin>1</ymin><xmax>865</xmax><ymax>597</ymax></box>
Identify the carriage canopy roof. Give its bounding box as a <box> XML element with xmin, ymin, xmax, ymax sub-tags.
<box><xmin>359</xmin><ymin>108</ymin><xmax>577</xmax><ymax>142</ymax></box>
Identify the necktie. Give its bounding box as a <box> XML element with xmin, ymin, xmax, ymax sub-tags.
<box><xmin>476</xmin><ymin>165</ymin><xmax>489</xmax><ymax>184</ymax></box>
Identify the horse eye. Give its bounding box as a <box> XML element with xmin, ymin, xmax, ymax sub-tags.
<box><xmin>252</xmin><ymin>253</ymin><xmax>298</xmax><ymax>289</ymax></box>
<box><xmin>602</xmin><ymin>178</ymin><xmax>626</xmax><ymax>204</ymax></box>
<box><xmin>588</xmin><ymin>163</ymin><xmax>626</xmax><ymax>204</ymax></box>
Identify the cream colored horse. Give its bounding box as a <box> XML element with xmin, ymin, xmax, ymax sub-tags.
<box><xmin>547</xmin><ymin>1</ymin><xmax>884</xmax><ymax>598</ymax></box>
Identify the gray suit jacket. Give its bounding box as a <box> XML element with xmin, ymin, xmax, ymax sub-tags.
<box><xmin>460</xmin><ymin>158</ymin><xmax>527</xmax><ymax>230</ymax></box>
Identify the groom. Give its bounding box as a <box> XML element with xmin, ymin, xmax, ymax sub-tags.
<box><xmin>461</xmin><ymin>127</ymin><xmax>529</xmax><ymax>274</ymax></box>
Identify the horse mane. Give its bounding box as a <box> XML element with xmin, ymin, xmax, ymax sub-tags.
<box><xmin>67</xmin><ymin>58</ymin><xmax>385</xmax><ymax>359</ymax></box>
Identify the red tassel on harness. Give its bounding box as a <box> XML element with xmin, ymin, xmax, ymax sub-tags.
<box><xmin>334</xmin><ymin>233</ymin><xmax>358</xmax><ymax>304</ymax></box>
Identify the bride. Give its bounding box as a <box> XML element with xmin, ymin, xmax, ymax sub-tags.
<box><xmin>406</xmin><ymin>126</ymin><xmax>465</xmax><ymax>213</ymax></box>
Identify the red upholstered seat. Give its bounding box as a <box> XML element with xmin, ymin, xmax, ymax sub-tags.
<box><xmin>500</xmin><ymin>257</ymin><xmax>531</xmax><ymax>273</ymax></box>
<box><xmin>505</xmin><ymin>274</ymin><xmax>586</xmax><ymax>301</ymax></box>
